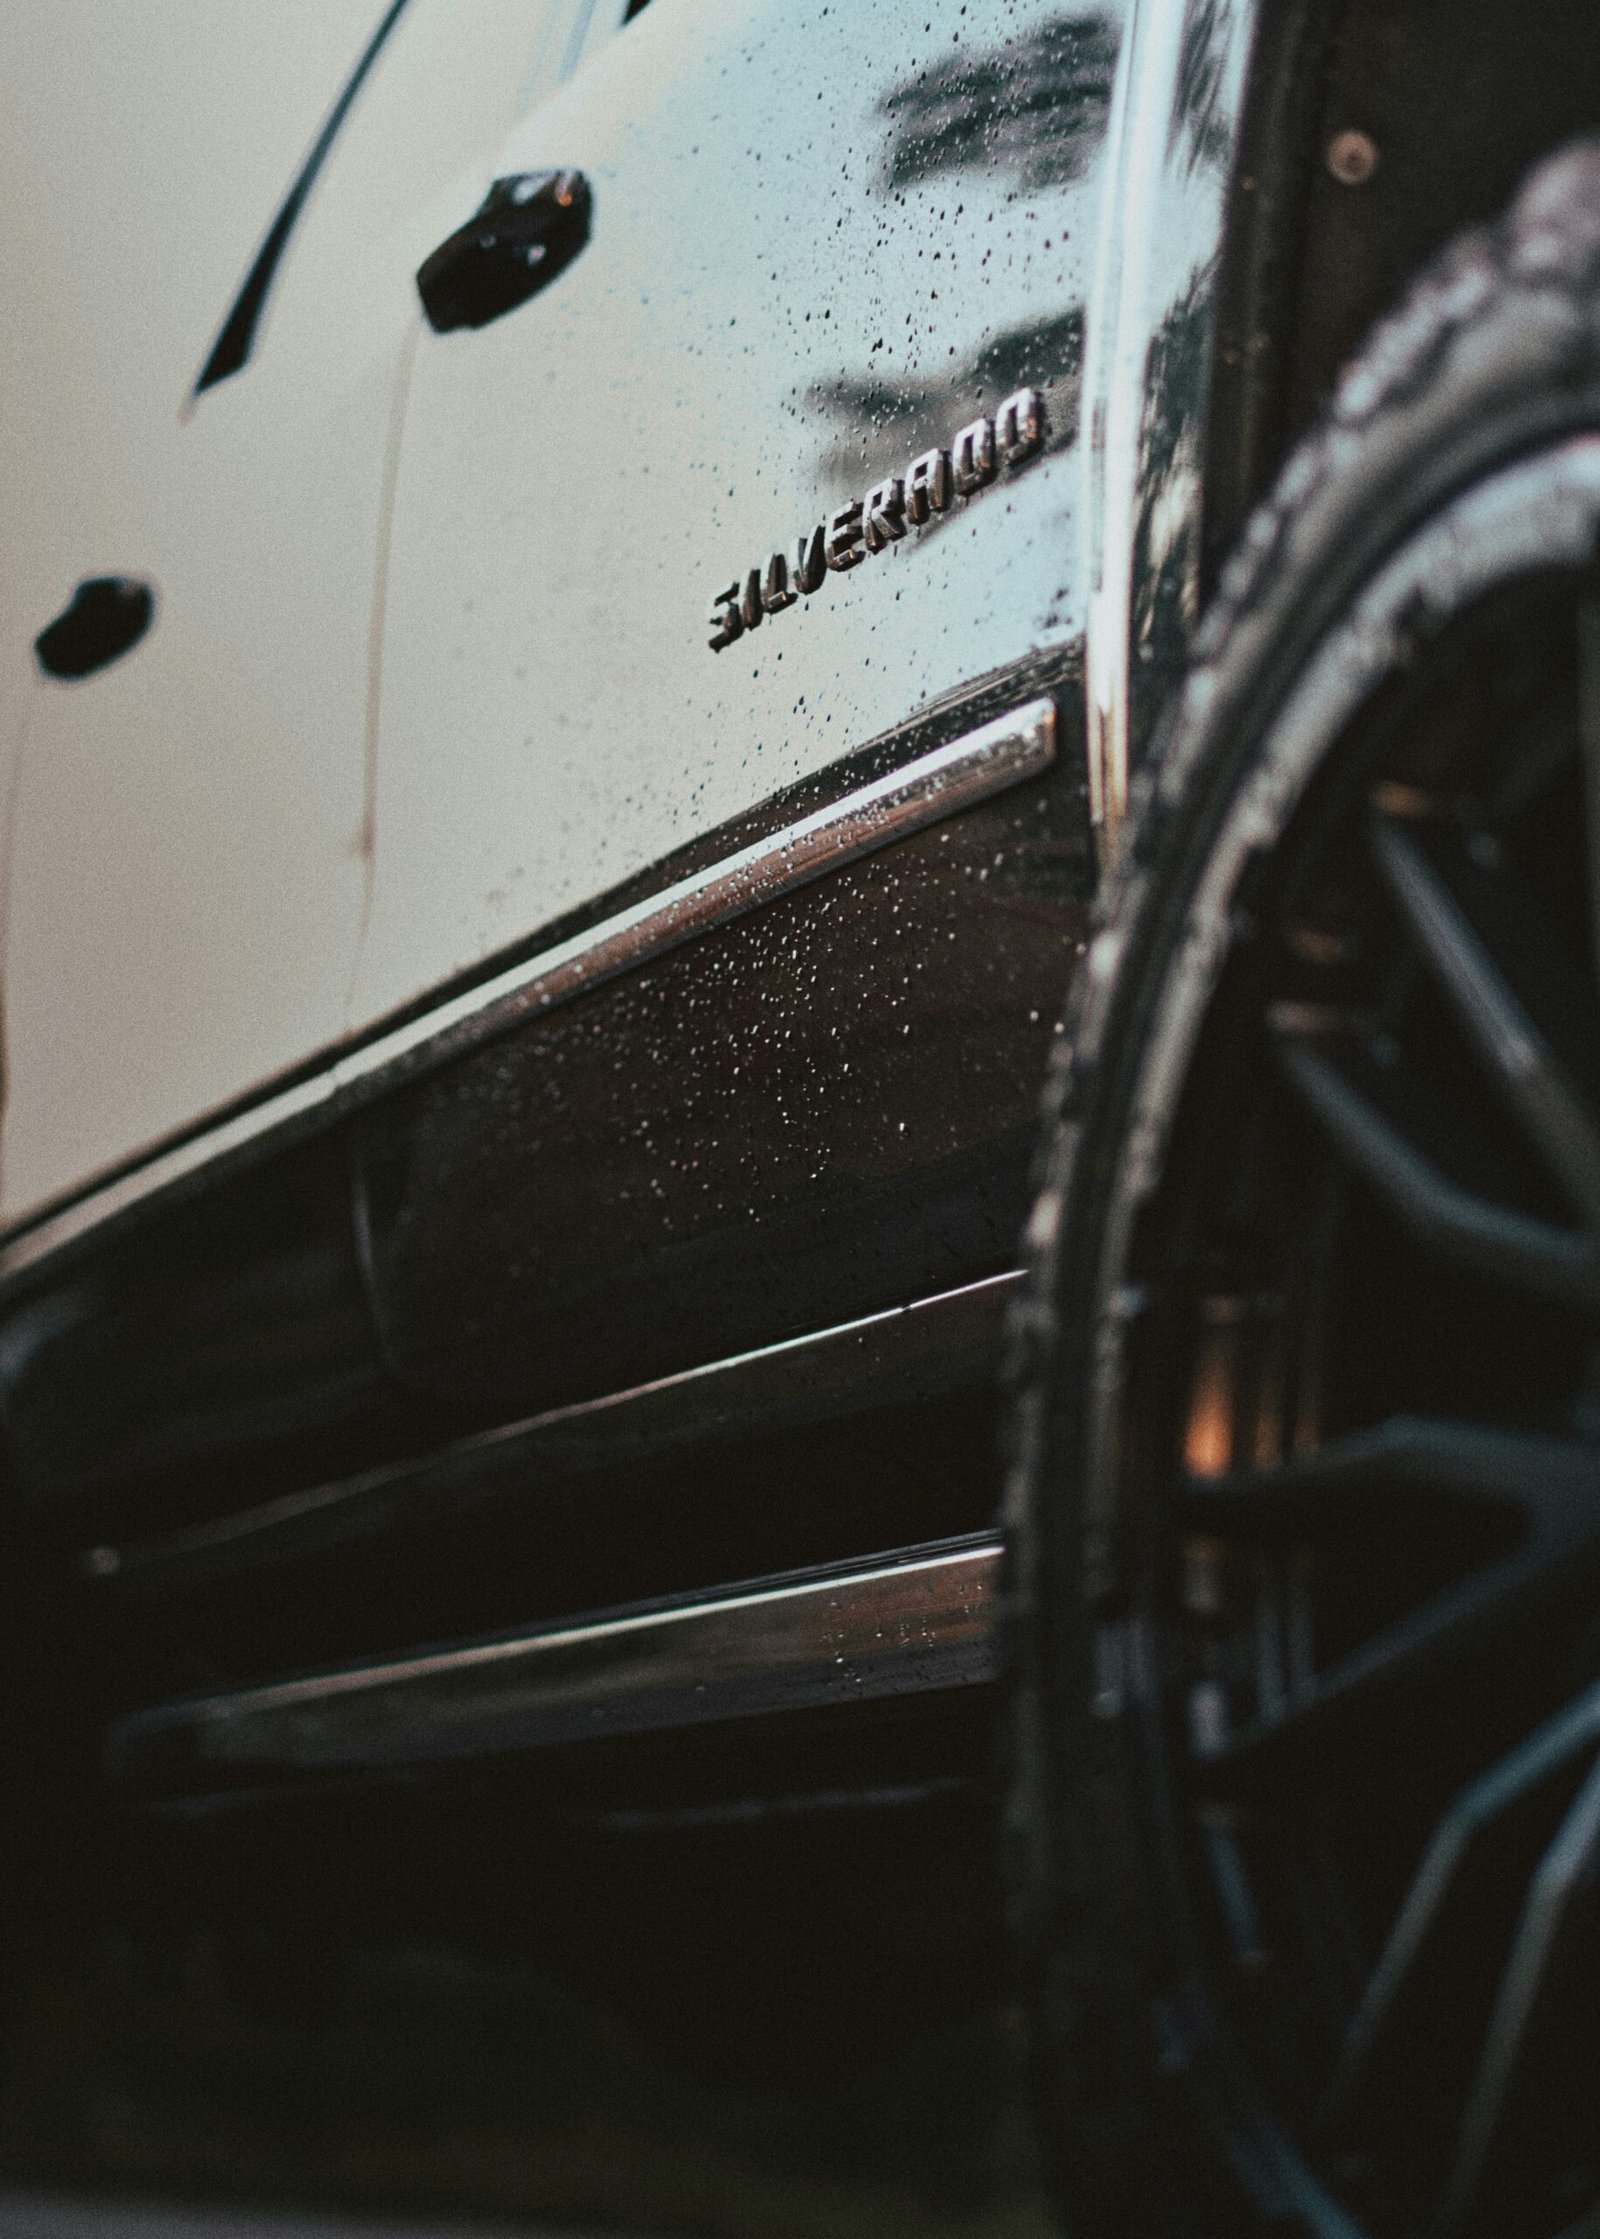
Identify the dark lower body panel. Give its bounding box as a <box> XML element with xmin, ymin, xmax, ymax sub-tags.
<box><xmin>0</xmin><ymin>666</ymin><xmax>1087</xmax><ymax>1812</ymax></box>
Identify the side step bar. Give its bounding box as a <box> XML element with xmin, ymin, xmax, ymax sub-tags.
<box><xmin>107</xmin><ymin>1534</ymin><xmax>1003</xmax><ymax>1800</ymax></box>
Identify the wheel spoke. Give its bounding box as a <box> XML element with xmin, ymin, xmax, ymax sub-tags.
<box><xmin>1189</xmin><ymin>1509</ymin><xmax>1600</xmax><ymax>1798</ymax></box>
<box><xmin>1186</xmin><ymin>1424</ymin><xmax>1600</xmax><ymax>1793</ymax></box>
<box><xmin>1439</xmin><ymin>1749</ymin><xmax>1600</xmax><ymax>2230</ymax></box>
<box><xmin>1318</xmin><ymin>1676</ymin><xmax>1600</xmax><ymax>2129</ymax></box>
<box><xmin>1273</xmin><ymin>1017</ymin><xmax>1600</xmax><ymax>1309</ymax></box>
<box><xmin>1187</xmin><ymin>1414</ymin><xmax>1600</xmax><ymax>1538</ymax></box>
<box><xmin>1576</xmin><ymin>598</ymin><xmax>1600</xmax><ymax>989</ymax></box>
<box><xmin>1372</xmin><ymin>814</ymin><xmax>1600</xmax><ymax>1235</ymax></box>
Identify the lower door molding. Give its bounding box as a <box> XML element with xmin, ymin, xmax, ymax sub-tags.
<box><xmin>107</xmin><ymin>1533</ymin><xmax>1002</xmax><ymax>1799</ymax></box>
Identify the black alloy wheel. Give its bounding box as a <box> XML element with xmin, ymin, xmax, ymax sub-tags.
<box><xmin>1007</xmin><ymin>141</ymin><xmax>1600</xmax><ymax>2239</ymax></box>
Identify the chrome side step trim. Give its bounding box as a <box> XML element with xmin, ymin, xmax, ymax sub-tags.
<box><xmin>1</xmin><ymin>698</ymin><xmax>1056</xmax><ymax>1282</ymax></box>
<box><xmin>106</xmin><ymin>1535</ymin><xmax>1003</xmax><ymax>1797</ymax></box>
<box><xmin>360</xmin><ymin>697</ymin><xmax>1058</xmax><ymax>1084</ymax></box>
<box><xmin>85</xmin><ymin>1271</ymin><xmax>1022</xmax><ymax>1596</ymax></box>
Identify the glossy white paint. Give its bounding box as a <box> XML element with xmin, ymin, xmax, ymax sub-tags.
<box><xmin>0</xmin><ymin>0</ymin><xmax>557</xmax><ymax>1223</ymax></box>
<box><xmin>0</xmin><ymin>0</ymin><xmax>1248</xmax><ymax>1234</ymax></box>
<box><xmin>350</xmin><ymin>0</ymin><xmax>1113</xmax><ymax>1028</ymax></box>
<box><xmin>0</xmin><ymin>1</ymin><xmax>385</xmax><ymax>1219</ymax></box>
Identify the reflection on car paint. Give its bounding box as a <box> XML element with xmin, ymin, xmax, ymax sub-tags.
<box><xmin>809</xmin><ymin>307</ymin><xmax>1084</xmax><ymax>526</ymax></box>
<box><xmin>1081</xmin><ymin>0</ymin><xmax>1255</xmax><ymax>845</ymax></box>
<box><xmin>873</xmin><ymin>12</ymin><xmax>1118</xmax><ymax>197</ymax></box>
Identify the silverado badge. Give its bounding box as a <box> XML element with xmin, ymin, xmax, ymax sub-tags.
<box><xmin>707</xmin><ymin>385</ymin><xmax>1048</xmax><ymax>652</ymax></box>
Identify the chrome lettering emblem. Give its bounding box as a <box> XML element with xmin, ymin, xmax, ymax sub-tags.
<box><xmin>707</xmin><ymin>385</ymin><xmax>1047</xmax><ymax>652</ymax></box>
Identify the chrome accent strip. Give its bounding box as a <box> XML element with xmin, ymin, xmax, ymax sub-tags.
<box><xmin>87</xmin><ymin>1271</ymin><xmax>1023</xmax><ymax>1594</ymax></box>
<box><xmin>336</xmin><ymin>696</ymin><xmax>1058</xmax><ymax>1080</ymax></box>
<box><xmin>106</xmin><ymin>1535</ymin><xmax>1003</xmax><ymax>1793</ymax></box>
<box><xmin>0</xmin><ymin>698</ymin><xmax>1057</xmax><ymax>1281</ymax></box>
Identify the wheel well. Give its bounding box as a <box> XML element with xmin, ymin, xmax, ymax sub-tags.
<box><xmin>1203</xmin><ymin>0</ymin><xmax>1600</xmax><ymax>588</ymax></box>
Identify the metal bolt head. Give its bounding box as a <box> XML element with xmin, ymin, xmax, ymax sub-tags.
<box><xmin>1327</xmin><ymin>128</ymin><xmax>1380</xmax><ymax>187</ymax></box>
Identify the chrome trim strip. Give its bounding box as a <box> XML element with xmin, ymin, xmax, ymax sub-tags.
<box><xmin>338</xmin><ymin>696</ymin><xmax>1058</xmax><ymax>1080</ymax></box>
<box><xmin>106</xmin><ymin>1535</ymin><xmax>1003</xmax><ymax>1793</ymax></box>
<box><xmin>0</xmin><ymin>698</ymin><xmax>1057</xmax><ymax>1282</ymax></box>
<box><xmin>87</xmin><ymin>1271</ymin><xmax>1023</xmax><ymax>1594</ymax></box>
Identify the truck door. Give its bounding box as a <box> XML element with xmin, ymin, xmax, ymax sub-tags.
<box><xmin>351</xmin><ymin>0</ymin><xmax>1118</xmax><ymax>1029</ymax></box>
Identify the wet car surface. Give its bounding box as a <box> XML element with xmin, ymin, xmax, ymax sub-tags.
<box><xmin>7</xmin><ymin>6</ymin><xmax>1600</xmax><ymax>2237</ymax></box>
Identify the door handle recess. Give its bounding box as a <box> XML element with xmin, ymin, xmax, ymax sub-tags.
<box><xmin>416</xmin><ymin>169</ymin><xmax>591</xmax><ymax>333</ymax></box>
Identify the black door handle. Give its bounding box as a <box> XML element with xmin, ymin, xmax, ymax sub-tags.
<box><xmin>34</xmin><ymin>576</ymin><xmax>155</xmax><ymax>681</ymax></box>
<box><xmin>416</xmin><ymin>169</ymin><xmax>591</xmax><ymax>333</ymax></box>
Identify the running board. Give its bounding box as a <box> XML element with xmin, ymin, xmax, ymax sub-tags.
<box><xmin>106</xmin><ymin>1535</ymin><xmax>1003</xmax><ymax>1800</ymax></box>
